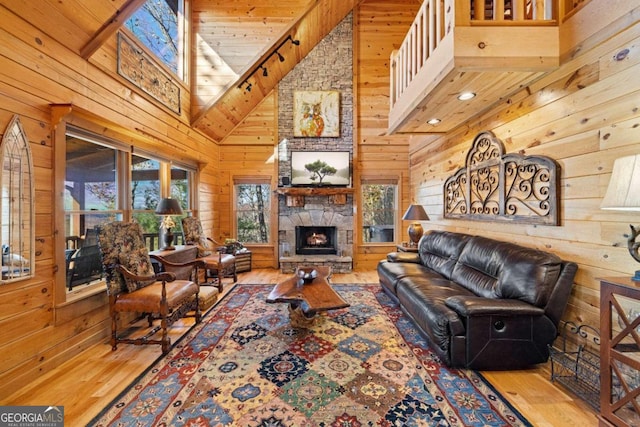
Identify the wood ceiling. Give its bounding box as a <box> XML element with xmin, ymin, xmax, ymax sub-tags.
<box><xmin>0</xmin><ymin>0</ymin><xmax>362</xmax><ymax>143</ymax></box>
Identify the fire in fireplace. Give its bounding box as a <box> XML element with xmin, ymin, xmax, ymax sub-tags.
<box><xmin>295</xmin><ymin>226</ymin><xmax>338</xmax><ymax>255</ymax></box>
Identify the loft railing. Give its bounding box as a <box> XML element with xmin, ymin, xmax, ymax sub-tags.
<box><xmin>389</xmin><ymin>0</ymin><xmax>590</xmax><ymax>111</ymax></box>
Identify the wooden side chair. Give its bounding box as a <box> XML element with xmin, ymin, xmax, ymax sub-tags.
<box><xmin>182</xmin><ymin>216</ymin><xmax>237</xmax><ymax>291</ymax></box>
<box><xmin>97</xmin><ymin>221</ymin><xmax>203</xmax><ymax>354</ymax></box>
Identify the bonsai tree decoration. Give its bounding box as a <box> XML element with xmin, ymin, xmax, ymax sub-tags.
<box><xmin>305</xmin><ymin>160</ymin><xmax>337</xmax><ymax>185</ymax></box>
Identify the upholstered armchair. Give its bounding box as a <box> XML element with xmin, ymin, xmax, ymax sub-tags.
<box><xmin>97</xmin><ymin>221</ymin><xmax>203</xmax><ymax>354</ymax></box>
<box><xmin>182</xmin><ymin>216</ymin><xmax>237</xmax><ymax>291</ymax></box>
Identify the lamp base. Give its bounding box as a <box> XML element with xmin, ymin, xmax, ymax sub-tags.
<box><xmin>407</xmin><ymin>223</ymin><xmax>424</xmax><ymax>247</ymax></box>
<box><xmin>160</xmin><ymin>230</ymin><xmax>176</xmax><ymax>251</ymax></box>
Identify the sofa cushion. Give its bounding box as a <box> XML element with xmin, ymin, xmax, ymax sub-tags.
<box><xmin>418</xmin><ymin>231</ymin><xmax>471</xmax><ymax>279</ymax></box>
<box><xmin>396</xmin><ymin>276</ymin><xmax>474</xmax><ymax>356</ymax></box>
<box><xmin>377</xmin><ymin>260</ymin><xmax>440</xmax><ymax>296</ymax></box>
<box><xmin>496</xmin><ymin>245</ymin><xmax>562</xmax><ymax>307</ymax></box>
<box><xmin>452</xmin><ymin>236</ymin><xmax>562</xmax><ymax>307</ymax></box>
<box><xmin>450</xmin><ymin>236</ymin><xmax>504</xmax><ymax>298</ymax></box>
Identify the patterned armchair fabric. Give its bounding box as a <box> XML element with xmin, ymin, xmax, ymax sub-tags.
<box><xmin>182</xmin><ymin>216</ymin><xmax>213</xmax><ymax>257</ymax></box>
<box><xmin>97</xmin><ymin>222</ymin><xmax>156</xmax><ymax>294</ymax></box>
<box><xmin>182</xmin><ymin>216</ymin><xmax>237</xmax><ymax>291</ymax></box>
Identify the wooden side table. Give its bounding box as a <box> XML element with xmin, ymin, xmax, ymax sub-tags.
<box><xmin>599</xmin><ymin>277</ymin><xmax>640</xmax><ymax>426</ymax></box>
<box><xmin>234</xmin><ymin>250</ymin><xmax>252</xmax><ymax>273</ymax></box>
<box><xmin>396</xmin><ymin>244</ymin><xmax>419</xmax><ymax>253</ymax></box>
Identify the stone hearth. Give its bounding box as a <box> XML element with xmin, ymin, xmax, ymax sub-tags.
<box><xmin>278</xmin><ymin>195</ymin><xmax>353</xmax><ymax>273</ymax></box>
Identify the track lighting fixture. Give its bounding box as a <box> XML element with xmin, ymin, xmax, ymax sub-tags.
<box><xmin>238</xmin><ymin>35</ymin><xmax>301</xmax><ymax>93</ymax></box>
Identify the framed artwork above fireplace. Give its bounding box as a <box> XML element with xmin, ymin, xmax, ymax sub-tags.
<box><xmin>293</xmin><ymin>91</ymin><xmax>340</xmax><ymax>137</ymax></box>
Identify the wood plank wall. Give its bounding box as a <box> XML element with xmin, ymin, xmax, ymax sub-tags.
<box><xmin>407</xmin><ymin>13</ymin><xmax>640</xmax><ymax>331</ymax></box>
<box><xmin>191</xmin><ymin>0</ymin><xmax>308</xmax><ymax>117</ymax></box>
<box><xmin>354</xmin><ymin>1</ymin><xmax>422</xmax><ymax>270</ymax></box>
<box><xmin>1</xmin><ymin>0</ymin><xmax>633</xmax><ymax>399</ymax></box>
<box><xmin>211</xmin><ymin>1</ymin><xmax>422</xmax><ymax>271</ymax></box>
<box><xmin>218</xmin><ymin>93</ymin><xmax>279</xmax><ymax>269</ymax></box>
<box><xmin>0</xmin><ymin>4</ymin><xmax>221</xmax><ymax>397</ymax></box>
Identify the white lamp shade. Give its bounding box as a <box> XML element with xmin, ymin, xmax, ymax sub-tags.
<box><xmin>601</xmin><ymin>154</ymin><xmax>640</xmax><ymax>211</ymax></box>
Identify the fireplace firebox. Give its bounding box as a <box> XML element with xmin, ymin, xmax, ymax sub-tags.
<box><xmin>296</xmin><ymin>226</ymin><xmax>338</xmax><ymax>255</ymax></box>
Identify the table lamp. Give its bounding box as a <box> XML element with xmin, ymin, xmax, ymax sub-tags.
<box><xmin>402</xmin><ymin>204</ymin><xmax>429</xmax><ymax>246</ymax></box>
<box><xmin>601</xmin><ymin>154</ymin><xmax>640</xmax><ymax>281</ymax></box>
<box><xmin>155</xmin><ymin>197</ymin><xmax>183</xmax><ymax>250</ymax></box>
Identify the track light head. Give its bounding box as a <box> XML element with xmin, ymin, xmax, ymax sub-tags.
<box><xmin>291</xmin><ymin>38</ymin><xmax>300</xmax><ymax>46</ymax></box>
<box><xmin>261</xmin><ymin>65</ymin><xmax>268</xmax><ymax>77</ymax></box>
<box><xmin>246</xmin><ymin>82</ymin><xmax>252</xmax><ymax>92</ymax></box>
<box><xmin>277</xmin><ymin>51</ymin><xmax>285</xmax><ymax>62</ymax></box>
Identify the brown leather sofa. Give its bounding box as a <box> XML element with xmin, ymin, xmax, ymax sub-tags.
<box><xmin>377</xmin><ymin>230</ymin><xmax>577</xmax><ymax>370</ymax></box>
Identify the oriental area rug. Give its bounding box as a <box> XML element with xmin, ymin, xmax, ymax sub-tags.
<box><xmin>89</xmin><ymin>284</ymin><xmax>532</xmax><ymax>427</ymax></box>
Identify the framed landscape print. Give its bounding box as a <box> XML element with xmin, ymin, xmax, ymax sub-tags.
<box><xmin>293</xmin><ymin>91</ymin><xmax>340</xmax><ymax>137</ymax></box>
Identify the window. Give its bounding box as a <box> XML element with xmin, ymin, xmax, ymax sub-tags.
<box><xmin>64</xmin><ymin>129</ymin><xmax>195</xmax><ymax>291</ymax></box>
<box><xmin>131</xmin><ymin>155</ymin><xmax>161</xmax><ymax>234</ymax></box>
<box><xmin>235</xmin><ymin>182</ymin><xmax>271</xmax><ymax>244</ymax></box>
<box><xmin>362</xmin><ymin>182</ymin><xmax>397</xmax><ymax>243</ymax></box>
<box><xmin>1</xmin><ymin>116</ymin><xmax>34</xmax><ymax>283</ymax></box>
<box><xmin>125</xmin><ymin>0</ymin><xmax>186</xmax><ymax>79</ymax></box>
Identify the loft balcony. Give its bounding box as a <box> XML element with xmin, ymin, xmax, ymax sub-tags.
<box><xmin>388</xmin><ymin>0</ymin><xmax>579</xmax><ymax>134</ymax></box>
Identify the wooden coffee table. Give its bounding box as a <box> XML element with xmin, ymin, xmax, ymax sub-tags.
<box><xmin>266</xmin><ymin>266</ymin><xmax>349</xmax><ymax>327</ymax></box>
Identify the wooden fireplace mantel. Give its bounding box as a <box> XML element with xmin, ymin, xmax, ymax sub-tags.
<box><xmin>275</xmin><ymin>187</ymin><xmax>355</xmax><ymax>207</ymax></box>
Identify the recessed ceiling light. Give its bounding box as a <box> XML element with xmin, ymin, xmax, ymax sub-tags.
<box><xmin>457</xmin><ymin>92</ymin><xmax>476</xmax><ymax>101</ymax></box>
<box><xmin>427</xmin><ymin>118</ymin><xmax>441</xmax><ymax>125</ymax></box>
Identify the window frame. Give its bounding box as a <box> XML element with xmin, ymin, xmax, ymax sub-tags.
<box><xmin>123</xmin><ymin>0</ymin><xmax>189</xmax><ymax>82</ymax></box>
<box><xmin>360</xmin><ymin>177</ymin><xmax>399</xmax><ymax>245</ymax></box>
<box><xmin>232</xmin><ymin>176</ymin><xmax>275</xmax><ymax>246</ymax></box>
<box><xmin>0</xmin><ymin>116</ymin><xmax>35</xmax><ymax>284</ymax></box>
<box><xmin>59</xmin><ymin>126</ymin><xmax>197</xmax><ymax>303</ymax></box>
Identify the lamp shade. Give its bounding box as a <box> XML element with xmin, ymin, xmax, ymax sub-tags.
<box><xmin>402</xmin><ymin>204</ymin><xmax>430</xmax><ymax>221</ymax></box>
<box><xmin>155</xmin><ymin>198</ymin><xmax>183</xmax><ymax>215</ymax></box>
<box><xmin>601</xmin><ymin>155</ymin><xmax>640</xmax><ymax>211</ymax></box>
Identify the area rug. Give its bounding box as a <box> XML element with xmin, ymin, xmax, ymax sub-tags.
<box><xmin>90</xmin><ymin>284</ymin><xmax>532</xmax><ymax>426</ymax></box>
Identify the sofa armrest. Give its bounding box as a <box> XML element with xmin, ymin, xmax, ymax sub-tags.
<box><xmin>445</xmin><ymin>295</ymin><xmax>545</xmax><ymax>317</ymax></box>
<box><xmin>386</xmin><ymin>252</ymin><xmax>421</xmax><ymax>263</ymax></box>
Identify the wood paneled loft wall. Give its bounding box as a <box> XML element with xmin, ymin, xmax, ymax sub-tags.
<box><xmin>406</xmin><ymin>8</ymin><xmax>640</xmax><ymax>333</ymax></box>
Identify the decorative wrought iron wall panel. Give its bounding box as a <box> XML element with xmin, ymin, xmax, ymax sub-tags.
<box><xmin>444</xmin><ymin>131</ymin><xmax>559</xmax><ymax>225</ymax></box>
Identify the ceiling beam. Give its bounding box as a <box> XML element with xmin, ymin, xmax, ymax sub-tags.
<box><xmin>80</xmin><ymin>0</ymin><xmax>146</xmax><ymax>59</ymax></box>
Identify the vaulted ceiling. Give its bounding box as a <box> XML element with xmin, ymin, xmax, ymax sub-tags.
<box><xmin>0</xmin><ymin>0</ymin><xmax>363</xmax><ymax>143</ymax></box>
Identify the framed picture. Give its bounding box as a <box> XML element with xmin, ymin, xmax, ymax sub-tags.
<box><xmin>293</xmin><ymin>91</ymin><xmax>340</xmax><ymax>137</ymax></box>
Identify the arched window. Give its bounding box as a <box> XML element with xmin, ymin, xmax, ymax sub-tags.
<box><xmin>1</xmin><ymin>115</ymin><xmax>34</xmax><ymax>282</ymax></box>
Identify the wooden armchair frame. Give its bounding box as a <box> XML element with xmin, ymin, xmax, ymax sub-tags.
<box><xmin>98</xmin><ymin>222</ymin><xmax>204</xmax><ymax>354</ymax></box>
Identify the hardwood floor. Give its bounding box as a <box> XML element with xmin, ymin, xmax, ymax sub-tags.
<box><xmin>3</xmin><ymin>269</ymin><xmax>598</xmax><ymax>426</ymax></box>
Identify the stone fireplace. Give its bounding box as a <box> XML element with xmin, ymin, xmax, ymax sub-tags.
<box><xmin>296</xmin><ymin>226</ymin><xmax>337</xmax><ymax>255</ymax></box>
<box><xmin>278</xmin><ymin>193</ymin><xmax>353</xmax><ymax>273</ymax></box>
<box><xmin>275</xmin><ymin>13</ymin><xmax>354</xmax><ymax>273</ymax></box>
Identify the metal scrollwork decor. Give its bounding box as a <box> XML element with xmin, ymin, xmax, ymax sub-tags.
<box><xmin>444</xmin><ymin>131</ymin><xmax>559</xmax><ymax>225</ymax></box>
